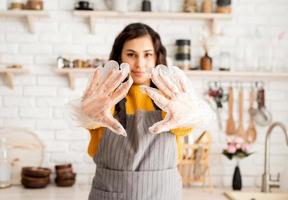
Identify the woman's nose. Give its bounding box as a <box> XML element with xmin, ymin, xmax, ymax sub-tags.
<box><xmin>136</xmin><ymin>56</ymin><xmax>145</xmax><ymax>69</ymax></box>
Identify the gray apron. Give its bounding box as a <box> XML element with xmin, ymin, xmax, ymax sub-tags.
<box><xmin>88</xmin><ymin>110</ymin><xmax>182</xmax><ymax>200</ymax></box>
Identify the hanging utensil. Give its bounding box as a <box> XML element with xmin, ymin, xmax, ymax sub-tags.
<box><xmin>236</xmin><ymin>87</ymin><xmax>246</xmax><ymax>139</ymax></box>
<box><xmin>226</xmin><ymin>86</ymin><xmax>235</xmax><ymax>135</ymax></box>
<box><xmin>207</xmin><ymin>82</ymin><xmax>222</xmax><ymax>130</ymax></box>
<box><xmin>246</xmin><ymin>87</ymin><xmax>257</xmax><ymax>143</ymax></box>
<box><xmin>254</xmin><ymin>86</ymin><xmax>272</xmax><ymax>126</ymax></box>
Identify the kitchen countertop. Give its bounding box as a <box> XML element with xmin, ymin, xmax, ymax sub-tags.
<box><xmin>0</xmin><ymin>185</ymin><xmax>228</xmax><ymax>200</ymax></box>
<box><xmin>4</xmin><ymin>185</ymin><xmax>285</xmax><ymax>200</ymax></box>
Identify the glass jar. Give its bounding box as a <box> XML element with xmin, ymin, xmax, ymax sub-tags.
<box><xmin>175</xmin><ymin>57</ymin><xmax>191</xmax><ymax>70</ymax></box>
<box><xmin>202</xmin><ymin>0</ymin><xmax>212</xmax><ymax>13</ymax></box>
<box><xmin>175</xmin><ymin>39</ymin><xmax>191</xmax><ymax>70</ymax></box>
<box><xmin>183</xmin><ymin>0</ymin><xmax>196</xmax><ymax>12</ymax></box>
<box><xmin>219</xmin><ymin>52</ymin><xmax>231</xmax><ymax>71</ymax></box>
<box><xmin>26</xmin><ymin>0</ymin><xmax>44</xmax><ymax>10</ymax></box>
<box><xmin>216</xmin><ymin>0</ymin><xmax>231</xmax><ymax>13</ymax></box>
<box><xmin>257</xmin><ymin>48</ymin><xmax>272</xmax><ymax>72</ymax></box>
<box><xmin>245</xmin><ymin>45</ymin><xmax>258</xmax><ymax>72</ymax></box>
<box><xmin>0</xmin><ymin>138</ymin><xmax>11</xmax><ymax>189</ymax></box>
<box><xmin>8</xmin><ymin>0</ymin><xmax>24</xmax><ymax>10</ymax></box>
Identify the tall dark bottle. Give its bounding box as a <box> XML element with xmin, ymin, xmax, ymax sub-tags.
<box><xmin>141</xmin><ymin>0</ymin><xmax>151</xmax><ymax>12</ymax></box>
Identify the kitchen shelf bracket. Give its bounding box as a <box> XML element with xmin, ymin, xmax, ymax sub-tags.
<box><xmin>55</xmin><ymin>68</ymin><xmax>96</xmax><ymax>90</ymax></box>
<box><xmin>68</xmin><ymin>72</ymin><xmax>76</xmax><ymax>90</ymax></box>
<box><xmin>89</xmin><ymin>16</ymin><xmax>96</xmax><ymax>34</ymax></box>
<box><xmin>0</xmin><ymin>68</ymin><xmax>30</xmax><ymax>89</ymax></box>
<box><xmin>26</xmin><ymin>15</ymin><xmax>35</xmax><ymax>33</ymax></box>
<box><xmin>5</xmin><ymin>72</ymin><xmax>14</xmax><ymax>89</ymax></box>
<box><xmin>0</xmin><ymin>11</ymin><xmax>49</xmax><ymax>34</ymax></box>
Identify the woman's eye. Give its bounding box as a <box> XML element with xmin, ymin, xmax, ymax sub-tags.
<box><xmin>127</xmin><ymin>53</ymin><xmax>136</xmax><ymax>58</ymax></box>
<box><xmin>145</xmin><ymin>53</ymin><xmax>153</xmax><ymax>58</ymax></box>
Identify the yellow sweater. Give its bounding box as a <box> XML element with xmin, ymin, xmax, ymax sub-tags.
<box><xmin>88</xmin><ymin>85</ymin><xmax>193</xmax><ymax>161</ymax></box>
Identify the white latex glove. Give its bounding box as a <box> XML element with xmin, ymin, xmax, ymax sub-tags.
<box><xmin>67</xmin><ymin>60</ymin><xmax>133</xmax><ymax>136</ymax></box>
<box><xmin>141</xmin><ymin>65</ymin><xmax>215</xmax><ymax>134</ymax></box>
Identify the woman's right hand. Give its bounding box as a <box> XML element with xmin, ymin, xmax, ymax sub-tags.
<box><xmin>82</xmin><ymin>61</ymin><xmax>133</xmax><ymax>136</ymax></box>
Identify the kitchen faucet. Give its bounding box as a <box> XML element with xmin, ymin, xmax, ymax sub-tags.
<box><xmin>261</xmin><ymin>122</ymin><xmax>288</xmax><ymax>192</ymax></box>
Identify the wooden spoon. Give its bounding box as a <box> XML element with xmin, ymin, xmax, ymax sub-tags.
<box><xmin>236</xmin><ymin>87</ymin><xmax>246</xmax><ymax>138</ymax></box>
<box><xmin>226</xmin><ymin>86</ymin><xmax>235</xmax><ymax>135</ymax></box>
<box><xmin>246</xmin><ymin>88</ymin><xmax>257</xmax><ymax>143</ymax></box>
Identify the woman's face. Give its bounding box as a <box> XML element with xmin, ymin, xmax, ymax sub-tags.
<box><xmin>121</xmin><ymin>35</ymin><xmax>156</xmax><ymax>85</ymax></box>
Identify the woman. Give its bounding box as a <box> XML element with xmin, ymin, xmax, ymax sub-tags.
<box><xmin>78</xmin><ymin>23</ymin><xmax>212</xmax><ymax>200</ymax></box>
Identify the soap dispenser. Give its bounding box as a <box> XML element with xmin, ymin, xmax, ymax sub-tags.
<box><xmin>0</xmin><ymin>137</ymin><xmax>12</xmax><ymax>188</ymax></box>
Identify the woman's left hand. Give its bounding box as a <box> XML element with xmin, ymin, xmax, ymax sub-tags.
<box><xmin>142</xmin><ymin>65</ymin><xmax>214</xmax><ymax>134</ymax></box>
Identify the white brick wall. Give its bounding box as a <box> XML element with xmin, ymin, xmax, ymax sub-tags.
<box><xmin>0</xmin><ymin>0</ymin><xmax>288</xmax><ymax>188</ymax></box>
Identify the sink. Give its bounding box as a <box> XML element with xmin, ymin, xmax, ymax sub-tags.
<box><xmin>224</xmin><ymin>191</ymin><xmax>288</xmax><ymax>200</ymax></box>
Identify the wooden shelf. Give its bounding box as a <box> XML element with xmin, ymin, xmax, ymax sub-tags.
<box><xmin>0</xmin><ymin>10</ymin><xmax>49</xmax><ymax>33</ymax></box>
<box><xmin>0</xmin><ymin>68</ymin><xmax>30</xmax><ymax>89</ymax></box>
<box><xmin>55</xmin><ymin>68</ymin><xmax>288</xmax><ymax>90</ymax></box>
<box><xmin>73</xmin><ymin>11</ymin><xmax>232</xmax><ymax>34</ymax></box>
<box><xmin>185</xmin><ymin>70</ymin><xmax>288</xmax><ymax>81</ymax></box>
<box><xmin>55</xmin><ymin>68</ymin><xmax>96</xmax><ymax>90</ymax></box>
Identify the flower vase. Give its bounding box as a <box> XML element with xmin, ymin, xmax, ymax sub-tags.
<box><xmin>232</xmin><ymin>160</ymin><xmax>242</xmax><ymax>190</ymax></box>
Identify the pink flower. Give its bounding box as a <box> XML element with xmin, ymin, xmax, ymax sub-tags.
<box><xmin>227</xmin><ymin>145</ymin><xmax>237</xmax><ymax>154</ymax></box>
<box><xmin>223</xmin><ymin>136</ymin><xmax>253</xmax><ymax>160</ymax></box>
<box><xmin>236</xmin><ymin>143</ymin><xmax>242</xmax><ymax>149</ymax></box>
<box><xmin>241</xmin><ymin>143</ymin><xmax>250</xmax><ymax>152</ymax></box>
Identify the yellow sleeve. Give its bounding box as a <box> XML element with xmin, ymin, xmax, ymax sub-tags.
<box><xmin>171</xmin><ymin>127</ymin><xmax>193</xmax><ymax>136</ymax></box>
<box><xmin>87</xmin><ymin>128</ymin><xmax>105</xmax><ymax>157</ymax></box>
<box><xmin>161</xmin><ymin>111</ymin><xmax>194</xmax><ymax>136</ymax></box>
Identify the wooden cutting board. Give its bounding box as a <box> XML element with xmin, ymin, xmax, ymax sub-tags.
<box><xmin>0</xmin><ymin>128</ymin><xmax>44</xmax><ymax>185</ymax></box>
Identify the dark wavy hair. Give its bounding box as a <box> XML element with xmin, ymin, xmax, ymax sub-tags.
<box><xmin>109</xmin><ymin>23</ymin><xmax>166</xmax><ymax>126</ymax></box>
<box><xmin>109</xmin><ymin>22</ymin><xmax>167</xmax><ymax>65</ymax></box>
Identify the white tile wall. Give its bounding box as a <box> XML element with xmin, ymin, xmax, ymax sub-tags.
<box><xmin>0</xmin><ymin>0</ymin><xmax>288</xmax><ymax>187</ymax></box>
